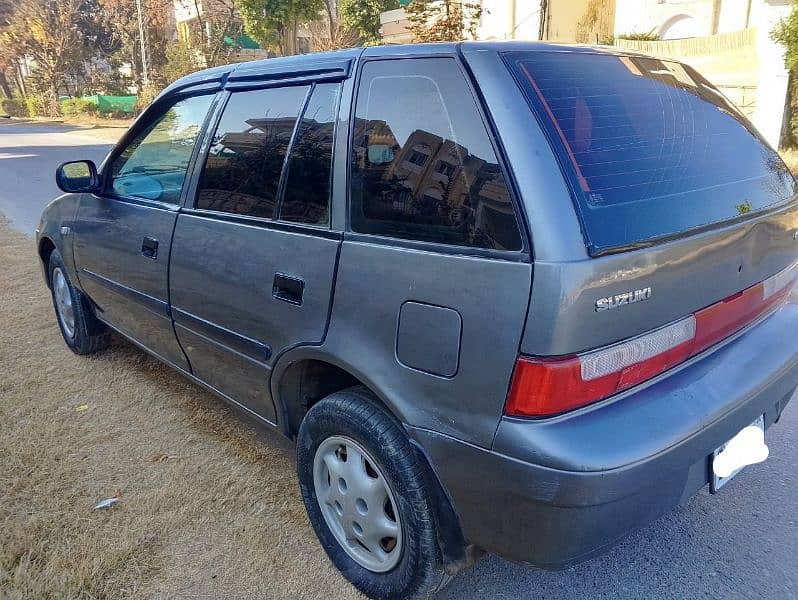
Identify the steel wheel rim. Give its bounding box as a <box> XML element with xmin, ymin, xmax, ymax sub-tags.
<box><xmin>313</xmin><ymin>435</ymin><xmax>403</xmax><ymax>573</ymax></box>
<box><xmin>53</xmin><ymin>268</ymin><xmax>76</xmax><ymax>339</ymax></box>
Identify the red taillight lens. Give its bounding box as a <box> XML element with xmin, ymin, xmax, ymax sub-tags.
<box><xmin>506</xmin><ymin>262</ymin><xmax>798</xmax><ymax>418</ymax></box>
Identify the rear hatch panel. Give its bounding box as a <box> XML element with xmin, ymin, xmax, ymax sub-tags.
<box><xmin>486</xmin><ymin>46</ymin><xmax>798</xmax><ymax>356</ymax></box>
<box><xmin>522</xmin><ymin>202</ymin><xmax>798</xmax><ymax>356</ymax></box>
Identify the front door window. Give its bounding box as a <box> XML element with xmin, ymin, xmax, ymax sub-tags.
<box><xmin>109</xmin><ymin>94</ymin><xmax>214</xmax><ymax>204</ymax></box>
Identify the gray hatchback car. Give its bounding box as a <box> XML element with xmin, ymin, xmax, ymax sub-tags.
<box><xmin>38</xmin><ymin>42</ymin><xmax>798</xmax><ymax>599</ymax></box>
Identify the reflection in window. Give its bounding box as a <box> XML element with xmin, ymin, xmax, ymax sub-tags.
<box><xmin>279</xmin><ymin>82</ymin><xmax>340</xmax><ymax>225</ymax></box>
<box><xmin>196</xmin><ymin>85</ymin><xmax>309</xmax><ymax>219</ymax></box>
<box><xmin>110</xmin><ymin>94</ymin><xmax>213</xmax><ymax>204</ymax></box>
<box><xmin>350</xmin><ymin>58</ymin><xmax>522</xmax><ymax>251</ymax></box>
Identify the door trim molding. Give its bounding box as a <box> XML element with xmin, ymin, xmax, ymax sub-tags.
<box><xmin>172</xmin><ymin>307</ymin><xmax>273</xmax><ymax>365</ymax></box>
<box><xmin>80</xmin><ymin>268</ymin><xmax>170</xmax><ymax>319</ymax></box>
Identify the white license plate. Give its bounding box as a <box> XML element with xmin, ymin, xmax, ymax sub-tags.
<box><xmin>711</xmin><ymin>414</ymin><xmax>768</xmax><ymax>492</ymax></box>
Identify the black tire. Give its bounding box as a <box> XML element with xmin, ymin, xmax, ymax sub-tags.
<box><xmin>48</xmin><ymin>249</ymin><xmax>109</xmax><ymax>355</ymax></box>
<box><xmin>297</xmin><ymin>386</ymin><xmax>452</xmax><ymax>600</ymax></box>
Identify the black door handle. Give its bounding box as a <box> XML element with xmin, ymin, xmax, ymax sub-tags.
<box><xmin>273</xmin><ymin>273</ymin><xmax>304</xmax><ymax>306</ymax></box>
<box><xmin>141</xmin><ymin>236</ymin><xmax>158</xmax><ymax>259</ymax></box>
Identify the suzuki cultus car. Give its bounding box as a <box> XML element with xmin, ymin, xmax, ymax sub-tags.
<box><xmin>38</xmin><ymin>42</ymin><xmax>798</xmax><ymax>599</ymax></box>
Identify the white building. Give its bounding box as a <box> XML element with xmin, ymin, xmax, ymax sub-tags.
<box><xmin>614</xmin><ymin>0</ymin><xmax>793</xmax><ymax>148</ymax></box>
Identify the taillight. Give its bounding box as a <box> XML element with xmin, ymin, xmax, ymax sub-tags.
<box><xmin>506</xmin><ymin>262</ymin><xmax>798</xmax><ymax>418</ymax></box>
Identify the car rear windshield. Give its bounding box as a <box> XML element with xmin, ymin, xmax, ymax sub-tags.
<box><xmin>505</xmin><ymin>51</ymin><xmax>796</xmax><ymax>255</ymax></box>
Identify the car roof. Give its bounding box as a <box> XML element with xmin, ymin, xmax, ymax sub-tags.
<box><xmin>158</xmin><ymin>40</ymin><xmax>651</xmax><ymax>100</ymax></box>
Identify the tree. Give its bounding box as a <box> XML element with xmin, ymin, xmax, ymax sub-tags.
<box><xmin>99</xmin><ymin>0</ymin><xmax>172</xmax><ymax>92</ymax></box>
<box><xmin>306</xmin><ymin>0</ymin><xmax>361</xmax><ymax>51</ymax></box>
<box><xmin>405</xmin><ymin>0</ymin><xmax>482</xmax><ymax>43</ymax></box>
<box><xmin>0</xmin><ymin>0</ymin><xmax>16</xmax><ymax>97</ymax></box>
<box><xmin>307</xmin><ymin>19</ymin><xmax>360</xmax><ymax>51</ymax></box>
<box><xmin>0</xmin><ymin>0</ymin><xmax>104</xmax><ymax>114</ymax></box>
<box><xmin>773</xmin><ymin>1</ymin><xmax>798</xmax><ymax>147</ymax></box>
<box><xmin>774</xmin><ymin>2</ymin><xmax>798</xmax><ymax>72</ymax></box>
<box><xmin>163</xmin><ymin>40</ymin><xmax>203</xmax><ymax>84</ymax></box>
<box><xmin>237</xmin><ymin>0</ymin><xmax>323</xmax><ymax>56</ymax></box>
<box><xmin>185</xmin><ymin>0</ymin><xmax>243</xmax><ymax>67</ymax></box>
<box><xmin>339</xmin><ymin>0</ymin><xmax>399</xmax><ymax>46</ymax></box>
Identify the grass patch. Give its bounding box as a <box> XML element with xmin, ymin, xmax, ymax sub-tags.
<box><xmin>0</xmin><ymin>220</ymin><xmax>361</xmax><ymax>598</ymax></box>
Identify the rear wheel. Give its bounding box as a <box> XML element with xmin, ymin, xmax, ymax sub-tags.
<box><xmin>48</xmin><ymin>249</ymin><xmax>109</xmax><ymax>355</ymax></box>
<box><xmin>297</xmin><ymin>387</ymin><xmax>452</xmax><ymax>599</ymax></box>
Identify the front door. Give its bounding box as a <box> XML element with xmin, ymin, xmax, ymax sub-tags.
<box><xmin>73</xmin><ymin>93</ymin><xmax>215</xmax><ymax>369</ymax></box>
<box><xmin>169</xmin><ymin>82</ymin><xmax>343</xmax><ymax>423</ymax></box>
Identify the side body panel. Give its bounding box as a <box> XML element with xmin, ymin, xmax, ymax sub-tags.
<box><xmin>169</xmin><ymin>215</ymin><xmax>340</xmax><ymax>423</ymax></box>
<box><xmin>36</xmin><ymin>193</ymin><xmax>82</xmax><ymax>282</ymax></box>
<box><xmin>168</xmin><ymin>59</ymin><xmax>355</xmax><ymax>424</ymax></box>
<box><xmin>324</xmin><ymin>241</ymin><xmax>531</xmax><ymax>447</ymax></box>
<box><xmin>72</xmin><ymin>197</ymin><xmax>189</xmax><ymax>369</ymax></box>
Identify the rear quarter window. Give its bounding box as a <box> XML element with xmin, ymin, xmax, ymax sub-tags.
<box><xmin>350</xmin><ymin>57</ymin><xmax>523</xmax><ymax>251</ymax></box>
<box><xmin>506</xmin><ymin>51</ymin><xmax>796</xmax><ymax>255</ymax></box>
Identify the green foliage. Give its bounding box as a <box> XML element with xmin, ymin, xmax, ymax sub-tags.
<box><xmin>24</xmin><ymin>94</ymin><xmax>47</xmax><ymax>118</ymax></box>
<box><xmin>164</xmin><ymin>41</ymin><xmax>202</xmax><ymax>85</ymax></box>
<box><xmin>1</xmin><ymin>0</ymin><xmax>105</xmax><ymax>115</ymax></box>
<box><xmin>60</xmin><ymin>97</ymin><xmax>99</xmax><ymax>117</ymax></box>
<box><xmin>134</xmin><ymin>83</ymin><xmax>162</xmax><ymax>114</ymax></box>
<box><xmin>0</xmin><ymin>97</ymin><xmax>26</xmax><ymax>117</ymax></box>
<box><xmin>616</xmin><ymin>29</ymin><xmax>660</xmax><ymax>41</ymax></box>
<box><xmin>773</xmin><ymin>2</ymin><xmax>798</xmax><ymax>146</ymax></box>
<box><xmin>237</xmin><ymin>0</ymin><xmax>323</xmax><ymax>55</ymax></box>
<box><xmin>339</xmin><ymin>0</ymin><xmax>399</xmax><ymax>45</ymax></box>
<box><xmin>773</xmin><ymin>1</ymin><xmax>798</xmax><ymax>72</ymax></box>
<box><xmin>405</xmin><ymin>0</ymin><xmax>482</xmax><ymax>43</ymax></box>
<box><xmin>735</xmin><ymin>200</ymin><xmax>753</xmax><ymax>215</ymax></box>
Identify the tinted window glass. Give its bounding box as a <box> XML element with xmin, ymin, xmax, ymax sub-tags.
<box><xmin>110</xmin><ymin>94</ymin><xmax>212</xmax><ymax>204</ymax></box>
<box><xmin>280</xmin><ymin>82</ymin><xmax>340</xmax><ymax>225</ymax></box>
<box><xmin>196</xmin><ymin>85</ymin><xmax>309</xmax><ymax>218</ymax></box>
<box><xmin>350</xmin><ymin>58</ymin><xmax>522</xmax><ymax>251</ymax></box>
<box><xmin>508</xmin><ymin>51</ymin><xmax>796</xmax><ymax>254</ymax></box>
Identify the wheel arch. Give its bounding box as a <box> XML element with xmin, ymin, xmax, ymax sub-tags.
<box><xmin>271</xmin><ymin>346</ymin><xmax>473</xmax><ymax>570</ymax></box>
<box><xmin>271</xmin><ymin>346</ymin><xmax>405</xmax><ymax>441</ymax></box>
<box><xmin>38</xmin><ymin>236</ymin><xmax>57</xmax><ymax>287</ymax></box>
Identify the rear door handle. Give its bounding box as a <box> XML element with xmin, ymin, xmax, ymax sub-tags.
<box><xmin>272</xmin><ymin>273</ymin><xmax>304</xmax><ymax>306</ymax></box>
<box><xmin>141</xmin><ymin>236</ymin><xmax>158</xmax><ymax>259</ymax></box>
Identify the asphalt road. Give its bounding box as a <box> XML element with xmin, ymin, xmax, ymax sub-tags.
<box><xmin>0</xmin><ymin>121</ymin><xmax>115</xmax><ymax>234</ymax></box>
<box><xmin>1</xmin><ymin>121</ymin><xmax>796</xmax><ymax>600</ymax></box>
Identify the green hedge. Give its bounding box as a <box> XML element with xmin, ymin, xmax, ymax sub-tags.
<box><xmin>59</xmin><ymin>95</ymin><xmax>137</xmax><ymax>116</ymax></box>
<box><xmin>61</xmin><ymin>97</ymin><xmax>99</xmax><ymax>117</ymax></box>
<box><xmin>0</xmin><ymin>97</ymin><xmax>26</xmax><ymax>117</ymax></box>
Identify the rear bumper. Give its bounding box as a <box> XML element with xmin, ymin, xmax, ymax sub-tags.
<box><xmin>411</xmin><ymin>303</ymin><xmax>798</xmax><ymax>568</ymax></box>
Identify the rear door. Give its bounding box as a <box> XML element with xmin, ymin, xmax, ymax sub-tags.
<box><xmin>169</xmin><ymin>80</ymin><xmax>343</xmax><ymax>423</ymax></box>
<box><xmin>325</xmin><ymin>54</ymin><xmax>533</xmax><ymax>448</ymax></box>
<box><xmin>73</xmin><ymin>93</ymin><xmax>215</xmax><ymax>369</ymax></box>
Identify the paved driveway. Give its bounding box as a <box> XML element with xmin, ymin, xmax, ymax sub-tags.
<box><xmin>0</xmin><ymin>121</ymin><xmax>116</xmax><ymax>234</ymax></box>
<box><xmin>1</xmin><ymin>120</ymin><xmax>796</xmax><ymax>600</ymax></box>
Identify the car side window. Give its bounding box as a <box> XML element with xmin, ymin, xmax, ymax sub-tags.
<box><xmin>279</xmin><ymin>82</ymin><xmax>341</xmax><ymax>226</ymax></box>
<box><xmin>196</xmin><ymin>85</ymin><xmax>309</xmax><ymax>219</ymax></box>
<box><xmin>350</xmin><ymin>58</ymin><xmax>523</xmax><ymax>251</ymax></box>
<box><xmin>109</xmin><ymin>94</ymin><xmax>213</xmax><ymax>204</ymax></box>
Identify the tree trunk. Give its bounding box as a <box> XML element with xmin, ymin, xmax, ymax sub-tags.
<box><xmin>15</xmin><ymin>62</ymin><xmax>27</xmax><ymax>97</ymax></box>
<box><xmin>50</xmin><ymin>79</ymin><xmax>61</xmax><ymax>116</ymax></box>
<box><xmin>0</xmin><ymin>71</ymin><xmax>13</xmax><ymax>99</ymax></box>
<box><xmin>324</xmin><ymin>0</ymin><xmax>335</xmax><ymax>42</ymax></box>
